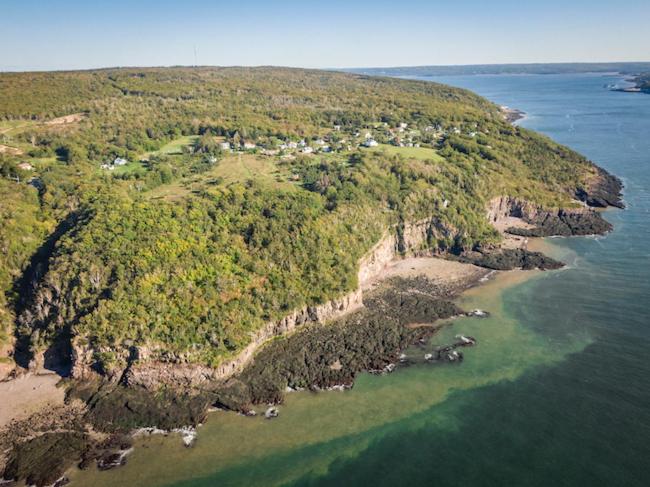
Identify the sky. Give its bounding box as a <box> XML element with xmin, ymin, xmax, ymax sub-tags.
<box><xmin>1</xmin><ymin>0</ymin><xmax>649</xmax><ymax>71</ymax></box>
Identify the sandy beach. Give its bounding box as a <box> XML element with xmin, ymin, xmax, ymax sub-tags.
<box><xmin>365</xmin><ymin>256</ymin><xmax>489</xmax><ymax>292</ymax></box>
<box><xmin>0</xmin><ymin>372</ymin><xmax>65</xmax><ymax>429</ymax></box>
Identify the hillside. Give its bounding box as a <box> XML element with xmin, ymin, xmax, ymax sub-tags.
<box><xmin>0</xmin><ymin>67</ymin><xmax>622</xmax><ymax>378</ymax></box>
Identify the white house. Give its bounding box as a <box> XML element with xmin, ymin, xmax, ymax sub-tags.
<box><xmin>302</xmin><ymin>146</ymin><xmax>314</xmax><ymax>154</ymax></box>
<box><xmin>219</xmin><ymin>142</ymin><xmax>231</xmax><ymax>150</ymax></box>
<box><xmin>113</xmin><ymin>157</ymin><xmax>128</xmax><ymax>166</ymax></box>
<box><xmin>287</xmin><ymin>141</ymin><xmax>298</xmax><ymax>149</ymax></box>
<box><xmin>243</xmin><ymin>142</ymin><xmax>256</xmax><ymax>150</ymax></box>
<box><xmin>321</xmin><ymin>146</ymin><xmax>332</xmax><ymax>153</ymax></box>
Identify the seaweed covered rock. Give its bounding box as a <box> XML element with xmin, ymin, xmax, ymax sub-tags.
<box><xmin>454</xmin><ymin>248</ymin><xmax>564</xmax><ymax>271</ymax></box>
<box><xmin>231</xmin><ymin>277</ymin><xmax>463</xmax><ymax>407</ymax></box>
<box><xmin>507</xmin><ymin>209</ymin><xmax>612</xmax><ymax>237</ymax></box>
<box><xmin>2</xmin><ymin>432</ymin><xmax>89</xmax><ymax>487</ymax></box>
<box><xmin>68</xmin><ymin>381</ymin><xmax>212</xmax><ymax>432</ymax></box>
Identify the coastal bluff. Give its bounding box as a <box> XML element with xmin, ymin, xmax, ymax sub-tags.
<box><xmin>109</xmin><ymin>189</ymin><xmax>618</xmax><ymax>390</ymax></box>
<box><xmin>118</xmin><ymin>216</ymin><xmax>455</xmax><ymax>390</ymax></box>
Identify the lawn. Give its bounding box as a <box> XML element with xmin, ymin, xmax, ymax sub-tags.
<box><xmin>0</xmin><ymin>119</ymin><xmax>38</xmax><ymax>136</ymax></box>
<box><xmin>365</xmin><ymin>144</ymin><xmax>444</xmax><ymax>162</ymax></box>
<box><xmin>112</xmin><ymin>161</ymin><xmax>148</xmax><ymax>176</ymax></box>
<box><xmin>147</xmin><ymin>154</ymin><xmax>297</xmax><ymax>201</ymax></box>
<box><xmin>140</xmin><ymin>135</ymin><xmax>199</xmax><ymax>159</ymax></box>
<box><xmin>210</xmin><ymin>154</ymin><xmax>289</xmax><ymax>186</ymax></box>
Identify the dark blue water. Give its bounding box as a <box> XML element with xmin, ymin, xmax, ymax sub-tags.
<box><xmin>287</xmin><ymin>74</ymin><xmax>650</xmax><ymax>487</ymax></box>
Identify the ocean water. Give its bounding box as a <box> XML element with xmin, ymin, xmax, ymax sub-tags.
<box><xmin>70</xmin><ymin>74</ymin><xmax>650</xmax><ymax>487</ymax></box>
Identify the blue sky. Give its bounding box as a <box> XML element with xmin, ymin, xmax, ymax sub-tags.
<box><xmin>1</xmin><ymin>0</ymin><xmax>649</xmax><ymax>71</ymax></box>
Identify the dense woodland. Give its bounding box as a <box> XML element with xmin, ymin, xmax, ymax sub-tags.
<box><xmin>0</xmin><ymin>67</ymin><xmax>607</xmax><ymax>372</ymax></box>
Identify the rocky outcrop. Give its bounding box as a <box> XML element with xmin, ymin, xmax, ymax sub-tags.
<box><xmin>575</xmin><ymin>167</ymin><xmax>624</xmax><ymax>209</ymax></box>
<box><xmin>453</xmin><ymin>248</ymin><xmax>564</xmax><ymax>271</ymax></box>
<box><xmin>487</xmin><ymin>196</ymin><xmax>615</xmax><ymax>237</ymax></box>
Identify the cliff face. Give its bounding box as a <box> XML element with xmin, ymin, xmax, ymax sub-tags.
<box><xmin>62</xmin><ymin>191</ymin><xmax>623</xmax><ymax>388</ymax></box>
<box><xmin>117</xmin><ymin>218</ymin><xmax>455</xmax><ymax>390</ymax></box>
<box><xmin>487</xmin><ymin>196</ymin><xmax>614</xmax><ymax>237</ymax></box>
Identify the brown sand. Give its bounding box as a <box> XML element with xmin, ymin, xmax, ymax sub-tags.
<box><xmin>364</xmin><ymin>256</ymin><xmax>489</xmax><ymax>293</ymax></box>
<box><xmin>0</xmin><ymin>372</ymin><xmax>65</xmax><ymax>429</ymax></box>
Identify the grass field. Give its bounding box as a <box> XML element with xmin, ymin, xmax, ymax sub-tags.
<box><xmin>147</xmin><ymin>154</ymin><xmax>296</xmax><ymax>201</ymax></box>
<box><xmin>365</xmin><ymin>144</ymin><xmax>444</xmax><ymax>162</ymax></box>
<box><xmin>0</xmin><ymin>120</ymin><xmax>38</xmax><ymax>136</ymax></box>
<box><xmin>210</xmin><ymin>154</ymin><xmax>292</xmax><ymax>187</ymax></box>
<box><xmin>140</xmin><ymin>135</ymin><xmax>199</xmax><ymax>160</ymax></box>
<box><xmin>112</xmin><ymin>161</ymin><xmax>148</xmax><ymax>176</ymax></box>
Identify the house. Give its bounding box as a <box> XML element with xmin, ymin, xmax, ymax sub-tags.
<box><xmin>302</xmin><ymin>146</ymin><xmax>314</xmax><ymax>154</ymax></box>
<box><xmin>321</xmin><ymin>146</ymin><xmax>332</xmax><ymax>153</ymax></box>
<box><xmin>363</xmin><ymin>139</ymin><xmax>379</xmax><ymax>148</ymax></box>
<box><xmin>333</xmin><ymin>125</ymin><xmax>341</xmax><ymax>131</ymax></box>
<box><xmin>17</xmin><ymin>162</ymin><xmax>34</xmax><ymax>171</ymax></box>
<box><xmin>399</xmin><ymin>122</ymin><xmax>408</xmax><ymax>129</ymax></box>
<box><xmin>287</xmin><ymin>141</ymin><xmax>298</xmax><ymax>149</ymax></box>
<box><xmin>219</xmin><ymin>142</ymin><xmax>231</xmax><ymax>150</ymax></box>
<box><xmin>100</xmin><ymin>163</ymin><xmax>114</xmax><ymax>170</ymax></box>
<box><xmin>314</xmin><ymin>138</ymin><xmax>325</xmax><ymax>146</ymax></box>
<box><xmin>113</xmin><ymin>157</ymin><xmax>128</xmax><ymax>166</ymax></box>
<box><xmin>243</xmin><ymin>142</ymin><xmax>256</xmax><ymax>150</ymax></box>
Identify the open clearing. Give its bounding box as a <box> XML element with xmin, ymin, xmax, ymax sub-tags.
<box><xmin>210</xmin><ymin>153</ymin><xmax>293</xmax><ymax>187</ymax></box>
<box><xmin>140</xmin><ymin>135</ymin><xmax>199</xmax><ymax>160</ymax></box>
<box><xmin>44</xmin><ymin>112</ymin><xmax>86</xmax><ymax>125</ymax></box>
<box><xmin>365</xmin><ymin>143</ymin><xmax>444</xmax><ymax>161</ymax></box>
<box><xmin>147</xmin><ymin>154</ymin><xmax>296</xmax><ymax>201</ymax></box>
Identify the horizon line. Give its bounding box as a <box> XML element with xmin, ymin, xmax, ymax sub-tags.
<box><xmin>2</xmin><ymin>60</ymin><xmax>650</xmax><ymax>75</ymax></box>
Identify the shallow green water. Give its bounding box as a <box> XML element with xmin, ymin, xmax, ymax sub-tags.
<box><xmin>71</xmin><ymin>74</ymin><xmax>650</xmax><ymax>486</ymax></box>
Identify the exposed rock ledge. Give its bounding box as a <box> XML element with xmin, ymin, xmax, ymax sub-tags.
<box><xmin>487</xmin><ymin>195</ymin><xmax>615</xmax><ymax>237</ymax></box>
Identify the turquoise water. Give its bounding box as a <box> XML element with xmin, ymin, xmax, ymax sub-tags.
<box><xmin>71</xmin><ymin>74</ymin><xmax>650</xmax><ymax>487</ymax></box>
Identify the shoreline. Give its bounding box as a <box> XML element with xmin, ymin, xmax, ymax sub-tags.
<box><xmin>67</xmin><ymin>246</ymin><xmax>556</xmax><ymax>487</ymax></box>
